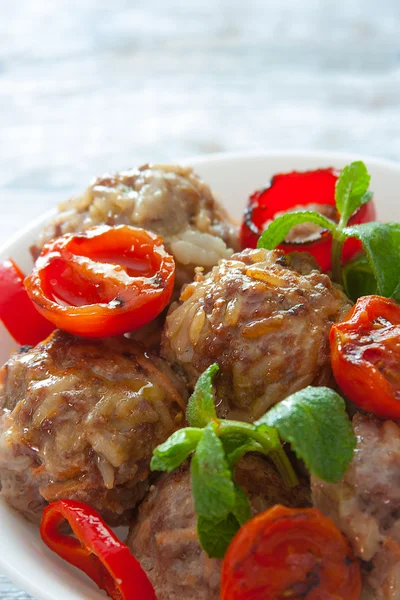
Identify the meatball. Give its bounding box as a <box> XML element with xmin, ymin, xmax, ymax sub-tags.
<box><xmin>312</xmin><ymin>414</ymin><xmax>400</xmax><ymax>600</ymax></box>
<box><xmin>33</xmin><ymin>164</ymin><xmax>238</xmax><ymax>289</ymax></box>
<box><xmin>162</xmin><ymin>248</ymin><xmax>352</xmax><ymax>421</ymax></box>
<box><xmin>0</xmin><ymin>331</ymin><xmax>187</xmax><ymax>523</ymax></box>
<box><xmin>128</xmin><ymin>454</ymin><xmax>311</xmax><ymax>600</ymax></box>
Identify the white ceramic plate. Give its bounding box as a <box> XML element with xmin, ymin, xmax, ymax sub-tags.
<box><xmin>1</xmin><ymin>150</ymin><xmax>399</xmax><ymax>600</ymax></box>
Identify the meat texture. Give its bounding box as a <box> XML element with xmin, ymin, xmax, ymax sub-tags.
<box><xmin>312</xmin><ymin>414</ymin><xmax>400</xmax><ymax>600</ymax></box>
<box><xmin>33</xmin><ymin>164</ymin><xmax>238</xmax><ymax>289</ymax></box>
<box><xmin>162</xmin><ymin>248</ymin><xmax>352</xmax><ymax>421</ymax></box>
<box><xmin>128</xmin><ymin>454</ymin><xmax>311</xmax><ymax>600</ymax></box>
<box><xmin>0</xmin><ymin>331</ymin><xmax>187</xmax><ymax>523</ymax></box>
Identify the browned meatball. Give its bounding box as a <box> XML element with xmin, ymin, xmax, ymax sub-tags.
<box><xmin>312</xmin><ymin>414</ymin><xmax>400</xmax><ymax>600</ymax></box>
<box><xmin>162</xmin><ymin>248</ymin><xmax>352</xmax><ymax>421</ymax></box>
<box><xmin>128</xmin><ymin>455</ymin><xmax>311</xmax><ymax>600</ymax></box>
<box><xmin>0</xmin><ymin>331</ymin><xmax>187</xmax><ymax>523</ymax></box>
<box><xmin>33</xmin><ymin>164</ymin><xmax>238</xmax><ymax>289</ymax></box>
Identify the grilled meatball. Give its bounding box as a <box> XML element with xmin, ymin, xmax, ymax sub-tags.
<box><xmin>128</xmin><ymin>455</ymin><xmax>311</xmax><ymax>600</ymax></box>
<box><xmin>0</xmin><ymin>331</ymin><xmax>187</xmax><ymax>524</ymax></box>
<box><xmin>312</xmin><ymin>414</ymin><xmax>400</xmax><ymax>600</ymax></box>
<box><xmin>33</xmin><ymin>164</ymin><xmax>238</xmax><ymax>289</ymax></box>
<box><xmin>162</xmin><ymin>248</ymin><xmax>352</xmax><ymax>421</ymax></box>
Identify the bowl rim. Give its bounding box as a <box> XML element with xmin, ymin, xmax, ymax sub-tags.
<box><xmin>0</xmin><ymin>150</ymin><xmax>400</xmax><ymax>257</ymax></box>
<box><xmin>2</xmin><ymin>149</ymin><xmax>400</xmax><ymax>258</ymax></box>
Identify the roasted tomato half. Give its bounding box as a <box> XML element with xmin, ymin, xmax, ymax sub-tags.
<box><xmin>221</xmin><ymin>505</ymin><xmax>361</xmax><ymax>600</ymax></box>
<box><xmin>330</xmin><ymin>295</ymin><xmax>400</xmax><ymax>418</ymax></box>
<box><xmin>241</xmin><ymin>168</ymin><xmax>376</xmax><ymax>271</ymax></box>
<box><xmin>25</xmin><ymin>225</ymin><xmax>175</xmax><ymax>338</ymax></box>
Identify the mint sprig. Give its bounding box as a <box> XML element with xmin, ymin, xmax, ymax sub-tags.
<box><xmin>257</xmin><ymin>386</ymin><xmax>356</xmax><ymax>483</ymax></box>
<box><xmin>342</xmin><ymin>222</ymin><xmax>400</xmax><ymax>300</ymax></box>
<box><xmin>151</xmin><ymin>428</ymin><xmax>203</xmax><ymax>472</ymax></box>
<box><xmin>257</xmin><ymin>211</ymin><xmax>337</xmax><ymax>250</ymax></box>
<box><xmin>187</xmin><ymin>364</ymin><xmax>219</xmax><ymax>427</ymax></box>
<box><xmin>191</xmin><ymin>423</ymin><xmax>235</xmax><ymax>519</ymax></box>
<box><xmin>197</xmin><ymin>483</ymin><xmax>251</xmax><ymax>558</ymax></box>
<box><xmin>335</xmin><ymin>160</ymin><xmax>371</xmax><ymax>227</ymax></box>
<box><xmin>342</xmin><ymin>253</ymin><xmax>377</xmax><ymax>301</ymax></box>
<box><xmin>151</xmin><ymin>365</ymin><xmax>355</xmax><ymax>558</ymax></box>
<box><xmin>257</xmin><ymin>160</ymin><xmax>400</xmax><ymax>301</ymax></box>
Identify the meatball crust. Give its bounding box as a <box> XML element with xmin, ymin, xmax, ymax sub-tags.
<box><xmin>33</xmin><ymin>164</ymin><xmax>238</xmax><ymax>289</ymax></box>
<box><xmin>0</xmin><ymin>331</ymin><xmax>187</xmax><ymax>523</ymax></box>
<box><xmin>128</xmin><ymin>455</ymin><xmax>311</xmax><ymax>600</ymax></box>
<box><xmin>312</xmin><ymin>414</ymin><xmax>400</xmax><ymax>600</ymax></box>
<box><xmin>162</xmin><ymin>248</ymin><xmax>352</xmax><ymax>421</ymax></box>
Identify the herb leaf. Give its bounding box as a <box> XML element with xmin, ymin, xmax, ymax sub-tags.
<box><xmin>191</xmin><ymin>423</ymin><xmax>235</xmax><ymax>519</ymax></box>
<box><xmin>151</xmin><ymin>428</ymin><xmax>203</xmax><ymax>473</ymax></box>
<box><xmin>187</xmin><ymin>364</ymin><xmax>219</xmax><ymax>428</ymax></box>
<box><xmin>257</xmin><ymin>386</ymin><xmax>356</xmax><ymax>483</ymax></box>
<box><xmin>343</xmin><ymin>222</ymin><xmax>400</xmax><ymax>300</ymax></box>
<box><xmin>220</xmin><ymin>431</ymin><xmax>262</xmax><ymax>468</ymax></box>
<box><xmin>196</xmin><ymin>484</ymin><xmax>251</xmax><ymax>558</ymax></box>
<box><xmin>232</xmin><ymin>483</ymin><xmax>252</xmax><ymax>525</ymax></box>
<box><xmin>197</xmin><ymin>513</ymin><xmax>240</xmax><ymax>559</ymax></box>
<box><xmin>342</xmin><ymin>253</ymin><xmax>377</xmax><ymax>301</ymax></box>
<box><xmin>335</xmin><ymin>161</ymin><xmax>371</xmax><ymax>226</ymax></box>
<box><xmin>257</xmin><ymin>211</ymin><xmax>337</xmax><ymax>250</ymax></box>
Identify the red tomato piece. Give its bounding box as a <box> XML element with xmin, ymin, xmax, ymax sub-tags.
<box><xmin>0</xmin><ymin>258</ymin><xmax>54</xmax><ymax>346</ymax></box>
<box><xmin>221</xmin><ymin>505</ymin><xmax>362</xmax><ymax>600</ymax></box>
<box><xmin>25</xmin><ymin>225</ymin><xmax>175</xmax><ymax>338</ymax></box>
<box><xmin>240</xmin><ymin>168</ymin><xmax>376</xmax><ymax>271</ymax></box>
<box><xmin>330</xmin><ymin>295</ymin><xmax>400</xmax><ymax>418</ymax></box>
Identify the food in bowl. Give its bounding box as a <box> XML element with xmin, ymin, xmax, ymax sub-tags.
<box><xmin>0</xmin><ymin>159</ymin><xmax>399</xmax><ymax>599</ymax></box>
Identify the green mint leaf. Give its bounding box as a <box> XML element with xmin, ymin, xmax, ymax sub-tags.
<box><xmin>191</xmin><ymin>423</ymin><xmax>235</xmax><ymax>519</ymax></box>
<box><xmin>197</xmin><ymin>484</ymin><xmax>251</xmax><ymax>558</ymax></box>
<box><xmin>343</xmin><ymin>222</ymin><xmax>400</xmax><ymax>300</ymax></box>
<box><xmin>393</xmin><ymin>281</ymin><xmax>400</xmax><ymax>299</ymax></box>
<box><xmin>257</xmin><ymin>211</ymin><xmax>337</xmax><ymax>250</ymax></box>
<box><xmin>257</xmin><ymin>386</ymin><xmax>356</xmax><ymax>483</ymax></box>
<box><xmin>342</xmin><ymin>253</ymin><xmax>377</xmax><ymax>301</ymax></box>
<box><xmin>232</xmin><ymin>483</ymin><xmax>252</xmax><ymax>525</ymax></box>
<box><xmin>220</xmin><ymin>431</ymin><xmax>251</xmax><ymax>455</ymax></box>
<box><xmin>187</xmin><ymin>363</ymin><xmax>219</xmax><ymax>428</ymax></box>
<box><xmin>220</xmin><ymin>431</ymin><xmax>262</xmax><ymax>468</ymax></box>
<box><xmin>197</xmin><ymin>513</ymin><xmax>240</xmax><ymax>559</ymax></box>
<box><xmin>335</xmin><ymin>161</ymin><xmax>371</xmax><ymax>226</ymax></box>
<box><xmin>151</xmin><ymin>428</ymin><xmax>203</xmax><ymax>472</ymax></box>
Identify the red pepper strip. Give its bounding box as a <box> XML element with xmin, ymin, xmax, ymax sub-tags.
<box><xmin>0</xmin><ymin>258</ymin><xmax>54</xmax><ymax>346</ymax></box>
<box><xmin>241</xmin><ymin>168</ymin><xmax>376</xmax><ymax>272</ymax></box>
<box><xmin>40</xmin><ymin>500</ymin><xmax>156</xmax><ymax>600</ymax></box>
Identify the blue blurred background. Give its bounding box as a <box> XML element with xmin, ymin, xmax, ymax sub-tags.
<box><xmin>1</xmin><ymin>0</ymin><xmax>400</xmax><ymax>232</ymax></box>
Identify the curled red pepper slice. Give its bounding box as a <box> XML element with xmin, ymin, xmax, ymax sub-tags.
<box><xmin>240</xmin><ymin>168</ymin><xmax>376</xmax><ymax>271</ymax></box>
<box><xmin>0</xmin><ymin>258</ymin><xmax>54</xmax><ymax>346</ymax></box>
<box><xmin>25</xmin><ymin>225</ymin><xmax>175</xmax><ymax>338</ymax></box>
<box><xmin>40</xmin><ymin>500</ymin><xmax>156</xmax><ymax>600</ymax></box>
<box><xmin>330</xmin><ymin>295</ymin><xmax>400</xmax><ymax>418</ymax></box>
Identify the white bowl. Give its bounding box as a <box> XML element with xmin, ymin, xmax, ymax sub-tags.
<box><xmin>0</xmin><ymin>150</ymin><xmax>399</xmax><ymax>600</ymax></box>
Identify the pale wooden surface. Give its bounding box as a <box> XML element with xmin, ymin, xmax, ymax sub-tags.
<box><xmin>1</xmin><ymin>0</ymin><xmax>400</xmax><ymax>597</ymax></box>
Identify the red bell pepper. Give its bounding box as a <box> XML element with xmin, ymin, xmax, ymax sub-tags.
<box><xmin>40</xmin><ymin>500</ymin><xmax>156</xmax><ymax>600</ymax></box>
<box><xmin>0</xmin><ymin>258</ymin><xmax>54</xmax><ymax>346</ymax></box>
<box><xmin>240</xmin><ymin>168</ymin><xmax>376</xmax><ymax>272</ymax></box>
